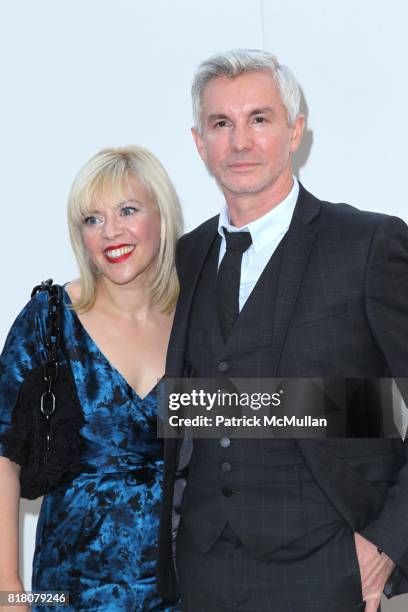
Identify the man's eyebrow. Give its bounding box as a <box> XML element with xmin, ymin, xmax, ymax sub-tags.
<box><xmin>206</xmin><ymin>107</ymin><xmax>275</xmax><ymax>123</ymax></box>
<box><xmin>249</xmin><ymin>107</ymin><xmax>274</xmax><ymax>116</ymax></box>
<box><xmin>207</xmin><ymin>113</ymin><xmax>230</xmax><ymax>123</ymax></box>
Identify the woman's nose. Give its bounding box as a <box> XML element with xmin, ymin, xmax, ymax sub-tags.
<box><xmin>102</xmin><ymin>216</ymin><xmax>123</xmax><ymax>240</ymax></box>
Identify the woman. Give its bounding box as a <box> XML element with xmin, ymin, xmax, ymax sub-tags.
<box><xmin>0</xmin><ymin>145</ymin><xmax>183</xmax><ymax>610</ymax></box>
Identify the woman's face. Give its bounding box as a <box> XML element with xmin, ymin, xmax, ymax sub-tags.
<box><xmin>81</xmin><ymin>174</ymin><xmax>161</xmax><ymax>288</ymax></box>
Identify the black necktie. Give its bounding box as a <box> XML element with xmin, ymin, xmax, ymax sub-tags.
<box><xmin>216</xmin><ymin>229</ymin><xmax>253</xmax><ymax>341</ymax></box>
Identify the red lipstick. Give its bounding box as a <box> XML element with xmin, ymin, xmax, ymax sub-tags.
<box><xmin>104</xmin><ymin>244</ymin><xmax>135</xmax><ymax>264</ymax></box>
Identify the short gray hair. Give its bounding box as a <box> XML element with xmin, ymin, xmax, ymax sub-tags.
<box><xmin>192</xmin><ymin>48</ymin><xmax>301</xmax><ymax>131</ymax></box>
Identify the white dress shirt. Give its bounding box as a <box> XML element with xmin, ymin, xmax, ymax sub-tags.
<box><xmin>217</xmin><ymin>178</ymin><xmax>299</xmax><ymax>311</ymax></box>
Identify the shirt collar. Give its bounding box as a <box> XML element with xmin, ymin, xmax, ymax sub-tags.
<box><xmin>217</xmin><ymin>177</ymin><xmax>299</xmax><ymax>253</ymax></box>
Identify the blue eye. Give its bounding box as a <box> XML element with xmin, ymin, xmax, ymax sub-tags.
<box><xmin>121</xmin><ymin>206</ymin><xmax>137</xmax><ymax>216</ymax></box>
<box><xmin>84</xmin><ymin>216</ymin><xmax>101</xmax><ymax>225</ymax></box>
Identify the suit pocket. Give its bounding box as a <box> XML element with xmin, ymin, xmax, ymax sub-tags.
<box><xmin>290</xmin><ymin>302</ymin><xmax>348</xmax><ymax>328</ymax></box>
<box><xmin>341</xmin><ymin>451</ymin><xmax>401</xmax><ymax>484</ymax></box>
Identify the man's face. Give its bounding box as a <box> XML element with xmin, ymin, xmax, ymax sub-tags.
<box><xmin>192</xmin><ymin>71</ymin><xmax>304</xmax><ymax>198</ymax></box>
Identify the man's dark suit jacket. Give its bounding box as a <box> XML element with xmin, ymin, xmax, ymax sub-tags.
<box><xmin>158</xmin><ymin>184</ymin><xmax>408</xmax><ymax>601</ymax></box>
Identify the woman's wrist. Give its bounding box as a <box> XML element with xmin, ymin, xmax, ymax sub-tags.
<box><xmin>0</xmin><ymin>576</ymin><xmax>24</xmax><ymax>590</ymax></box>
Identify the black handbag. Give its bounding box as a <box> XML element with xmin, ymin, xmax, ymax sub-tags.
<box><xmin>0</xmin><ymin>280</ymin><xmax>85</xmax><ymax>499</ymax></box>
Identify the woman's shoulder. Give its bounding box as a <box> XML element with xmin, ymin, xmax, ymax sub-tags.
<box><xmin>12</xmin><ymin>279</ymin><xmax>77</xmax><ymax>332</ymax></box>
<box><xmin>19</xmin><ymin>284</ymin><xmax>49</xmax><ymax>318</ymax></box>
<box><xmin>2</xmin><ymin>285</ymin><xmax>50</xmax><ymax>357</ymax></box>
<box><xmin>24</xmin><ymin>279</ymin><xmax>76</xmax><ymax>311</ymax></box>
<box><xmin>64</xmin><ymin>279</ymin><xmax>81</xmax><ymax>303</ymax></box>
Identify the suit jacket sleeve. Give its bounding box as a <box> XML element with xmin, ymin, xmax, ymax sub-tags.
<box><xmin>360</xmin><ymin>214</ymin><xmax>408</xmax><ymax>581</ymax></box>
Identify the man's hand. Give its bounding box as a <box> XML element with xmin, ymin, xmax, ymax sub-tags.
<box><xmin>354</xmin><ymin>532</ymin><xmax>395</xmax><ymax>612</ymax></box>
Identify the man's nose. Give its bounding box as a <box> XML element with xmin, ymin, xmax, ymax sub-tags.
<box><xmin>230</xmin><ymin>124</ymin><xmax>252</xmax><ymax>151</ymax></box>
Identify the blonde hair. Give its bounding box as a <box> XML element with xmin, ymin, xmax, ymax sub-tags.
<box><xmin>67</xmin><ymin>145</ymin><xmax>183</xmax><ymax>313</ymax></box>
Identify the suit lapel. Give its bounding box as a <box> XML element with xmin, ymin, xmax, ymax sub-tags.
<box><xmin>165</xmin><ymin>217</ymin><xmax>219</xmax><ymax>461</ymax></box>
<box><xmin>166</xmin><ymin>216</ymin><xmax>219</xmax><ymax>378</ymax></box>
<box><xmin>270</xmin><ymin>185</ymin><xmax>321</xmax><ymax>375</ymax></box>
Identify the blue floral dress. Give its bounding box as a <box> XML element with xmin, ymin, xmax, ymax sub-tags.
<box><xmin>0</xmin><ymin>287</ymin><xmax>178</xmax><ymax>611</ymax></box>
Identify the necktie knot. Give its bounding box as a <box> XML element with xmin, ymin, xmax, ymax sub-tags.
<box><xmin>223</xmin><ymin>229</ymin><xmax>252</xmax><ymax>253</ymax></box>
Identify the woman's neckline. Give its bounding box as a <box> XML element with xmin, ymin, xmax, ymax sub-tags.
<box><xmin>62</xmin><ymin>284</ymin><xmax>161</xmax><ymax>401</ymax></box>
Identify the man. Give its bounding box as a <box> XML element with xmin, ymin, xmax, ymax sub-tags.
<box><xmin>158</xmin><ymin>49</ymin><xmax>408</xmax><ymax>611</ymax></box>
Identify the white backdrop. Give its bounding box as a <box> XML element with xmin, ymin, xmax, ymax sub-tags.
<box><xmin>1</xmin><ymin>2</ymin><xmax>407</xmax><ymax>608</ymax></box>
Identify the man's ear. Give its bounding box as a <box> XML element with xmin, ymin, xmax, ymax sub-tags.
<box><xmin>290</xmin><ymin>114</ymin><xmax>305</xmax><ymax>154</ymax></box>
<box><xmin>191</xmin><ymin>126</ymin><xmax>207</xmax><ymax>162</ymax></box>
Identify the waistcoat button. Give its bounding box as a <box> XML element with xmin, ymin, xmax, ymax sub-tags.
<box><xmin>218</xmin><ymin>361</ymin><xmax>229</xmax><ymax>372</ymax></box>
